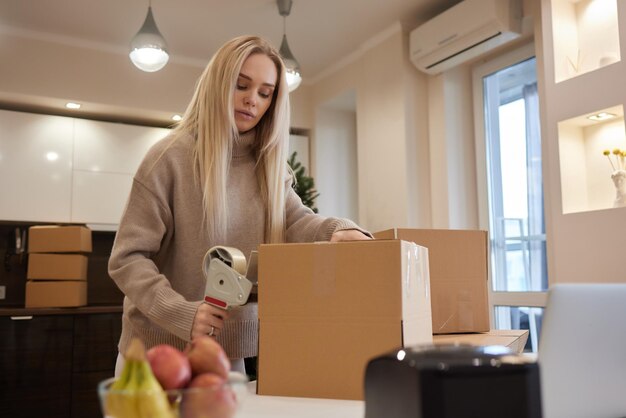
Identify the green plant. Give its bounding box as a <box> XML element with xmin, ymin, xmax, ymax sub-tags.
<box><xmin>287</xmin><ymin>151</ymin><xmax>320</xmax><ymax>213</ymax></box>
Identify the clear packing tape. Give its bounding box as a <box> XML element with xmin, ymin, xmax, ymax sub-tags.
<box><xmin>202</xmin><ymin>246</ymin><xmax>255</xmax><ymax>309</ymax></box>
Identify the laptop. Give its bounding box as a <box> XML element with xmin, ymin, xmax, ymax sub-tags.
<box><xmin>538</xmin><ymin>283</ymin><xmax>626</xmax><ymax>418</ymax></box>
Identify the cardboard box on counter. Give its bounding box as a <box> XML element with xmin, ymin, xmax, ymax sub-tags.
<box><xmin>28</xmin><ymin>225</ymin><xmax>92</xmax><ymax>253</ymax></box>
<box><xmin>257</xmin><ymin>240</ymin><xmax>432</xmax><ymax>401</ymax></box>
<box><xmin>374</xmin><ymin>228</ymin><xmax>489</xmax><ymax>334</ymax></box>
<box><xmin>27</xmin><ymin>253</ymin><xmax>88</xmax><ymax>280</ymax></box>
<box><xmin>433</xmin><ymin>329</ymin><xmax>529</xmax><ymax>354</ymax></box>
<box><xmin>25</xmin><ymin>280</ymin><xmax>87</xmax><ymax>308</ymax></box>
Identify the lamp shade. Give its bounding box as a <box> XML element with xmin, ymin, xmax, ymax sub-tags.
<box><xmin>279</xmin><ymin>34</ymin><xmax>301</xmax><ymax>92</ymax></box>
<box><xmin>129</xmin><ymin>6</ymin><xmax>169</xmax><ymax>72</ymax></box>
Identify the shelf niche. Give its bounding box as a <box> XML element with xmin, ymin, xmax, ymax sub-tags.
<box><xmin>558</xmin><ymin>105</ymin><xmax>626</xmax><ymax>214</ymax></box>
<box><xmin>551</xmin><ymin>0</ymin><xmax>621</xmax><ymax>83</ymax></box>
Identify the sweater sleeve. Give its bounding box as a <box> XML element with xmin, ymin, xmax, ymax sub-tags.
<box><xmin>285</xmin><ymin>182</ymin><xmax>371</xmax><ymax>242</ymax></box>
<box><xmin>108</xmin><ymin>179</ymin><xmax>201</xmax><ymax>342</ymax></box>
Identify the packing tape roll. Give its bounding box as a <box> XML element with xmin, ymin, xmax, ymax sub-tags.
<box><xmin>203</xmin><ymin>246</ymin><xmax>247</xmax><ymax>275</ymax></box>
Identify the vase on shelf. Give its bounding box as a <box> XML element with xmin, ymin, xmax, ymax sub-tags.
<box><xmin>611</xmin><ymin>169</ymin><xmax>626</xmax><ymax>208</ymax></box>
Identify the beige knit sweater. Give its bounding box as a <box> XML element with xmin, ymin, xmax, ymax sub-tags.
<box><xmin>108</xmin><ymin>130</ymin><xmax>364</xmax><ymax>358</ymax></box>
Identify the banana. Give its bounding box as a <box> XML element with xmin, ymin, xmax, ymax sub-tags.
<box><xmin>105</xmin><ymin>359</ymin><xmax>140</xmax><ymax>418</ymax></box>
<box><xmin>104</xmin><ymin>338</ymin><xmax>175</xmax><ymax>418</ymax></box>
<box><xmin>104</xmin><ymin>356</ymin><xmax>132</xmax><ymax>417</ymax></box>
<box><xmin>136</xmin><ymin>359</ymin><xmax>176</xmax><ymax>418</ymax></box>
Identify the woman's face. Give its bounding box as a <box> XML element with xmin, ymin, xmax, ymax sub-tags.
<box><xmin>234</xmin><ymin>53</ymin><xmax>277</xmax><ymax>133</ymax></box>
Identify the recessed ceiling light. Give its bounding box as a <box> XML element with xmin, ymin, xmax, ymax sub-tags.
<box><xmin>65</xmin><ymin>102</ymin><xmax>81</xmax><ymax>109</ymax></box>
<box><xmin>171</xmin><ymin>114</ymin><xmax>182</xmax><ymax>121</ymax></box>
<box><xmin>587</xmin><ymin>112</ymin><xmax>616</xmax><ymax>121</ymax></box>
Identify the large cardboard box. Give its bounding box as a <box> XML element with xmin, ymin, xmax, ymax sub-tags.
<box><xmin>374</xmin><ymin>228</ymin><xmax>489</xmax><ymax>334</ymax></box>
<box><xmin>257</xmin><ymin>240</ymin><xmax>432</xmax><ymax>400</ymax></box>
<box><xmin>27</xmin><ymin>253</ymin><xmax>89</xmax><ymax>280</ymax></box>
<box><xmin>25</xmin><ymin>280</ymin><xmax>87</xmax><ymax>308</ymax></box>
<box><xmin>28</xmin><ymin>225</ymin><xmax>92</xmax><ymax>253</ymax></box>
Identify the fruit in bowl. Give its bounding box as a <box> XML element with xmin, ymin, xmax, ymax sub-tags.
<box><xmin>99</xmin><ymin>337</ymin><xmax>249</xmax><ymax>418</ymax></box>
<box><xmin>147</xmin><ymin>344</ymin><xmax>193</xmax><ymax>390</ymax></box>
<box><xmin>185</xmin><ymin>336</ymin><xmax>231</xmax><ymax>379</ymax></box>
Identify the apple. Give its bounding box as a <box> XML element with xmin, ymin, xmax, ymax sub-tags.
<box><xmin>185</xmin><ymin>336</ymin><xmax>231</xmax><ymax>378</ymax></box>
<box><xmin>180</xmin><ymin>373</ymin><xmax>237</xmax><ymax>418</ymax></box>
<box><xmin>146</xmin><ymin>344</ymin><xmax>192</xmax><ymax>390</ymax></box>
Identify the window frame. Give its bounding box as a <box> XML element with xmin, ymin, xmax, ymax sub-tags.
<box><xmin>472</xmin><ymin>41</ymin><xmax>548</xmax><ymax>331</ymax></box>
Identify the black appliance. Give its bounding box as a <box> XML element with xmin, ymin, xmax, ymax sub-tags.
<box><xmin>364</xmin><ymin>344</ymin><xmax>542</xmax><ymax>418</ymax></box>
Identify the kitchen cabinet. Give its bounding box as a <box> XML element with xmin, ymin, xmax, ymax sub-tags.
<box><xmin>0</xmin><ymin>109</ymin><xmax>170</xmax><ymax>228</ymax></box>
<box><xmin>71</xmin><ymin>119</ymin><xmax>168</xmax><ymax>226</ymax></box>
<box><xmin>0</xmin><ymin>109</ymin><xmax>73</xmax><ymax>223</ymax></box>
<box><xmin>0</xmin><ymin>310</ymin><xmax>122</xmax><ymax>418</ymax></box>
<box><xmin>71</xmin><ymin>170</ymin><xmax>134</xmax><ymax>225</ymax></box>
<box><xmin>73</xmin><ymin>118</ymin><xmax>166</xmax><ymax>175</ymax></box>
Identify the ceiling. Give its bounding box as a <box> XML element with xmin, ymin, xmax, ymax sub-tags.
<box><xmin>0</xmin><ymin>0</ymin><xmax>460</xmax><ymax>81</ymax></box>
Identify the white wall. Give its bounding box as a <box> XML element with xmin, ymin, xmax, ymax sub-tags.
<box><xmin>427</xmin><ymin>66</ymin><xmax>479</xmax><ymax>229</ymax></box>
<box><xmin>305</xmin><ymin>24</ymin><xmax>432</xmax><ymax>232</ymax></box>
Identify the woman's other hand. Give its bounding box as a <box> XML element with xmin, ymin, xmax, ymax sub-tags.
<box><xmin>191</xmin><ymin>303</ymin><xmax>229</xmax><ymax>339</ymax></box>
<box><xmin>330</xmin><ymin>229</ymin><xmax>372</xmax><ymax>242</ymax></box>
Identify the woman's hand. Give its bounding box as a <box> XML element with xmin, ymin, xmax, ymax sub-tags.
<box><xmin>330</xmin><ymin>229</ymin><xmax>372</xmax><ymax>242</ymax></box>
<box><xmin>191</xmin><ymin>303</ymin><xmax>229</xmax><ymax>339</ymax></box>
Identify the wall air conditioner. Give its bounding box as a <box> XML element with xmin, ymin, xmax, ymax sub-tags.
<box><xmin>409</xmin><ymin>0</ymin><xmax>522</xmax><ymax>75</ymax></box>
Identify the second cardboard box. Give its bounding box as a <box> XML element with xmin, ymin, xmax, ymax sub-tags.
<box><xmin>374</xmin><ymin>228</ymin><xmax>489</xmax><ymax>334</ymax></box>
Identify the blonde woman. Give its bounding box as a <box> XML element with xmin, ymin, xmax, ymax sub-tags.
<box><xmin>109</xmin><ymin>35</ymin><xmax>370</xmax><ymax>375</ymax></box>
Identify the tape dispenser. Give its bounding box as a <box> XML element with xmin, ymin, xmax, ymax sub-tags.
<box><xmin>202</xmin><ymin>246</ymin><xmax>253</xmax><ymax>309</ymax></box>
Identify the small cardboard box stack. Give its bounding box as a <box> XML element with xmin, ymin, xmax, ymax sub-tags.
<box><xmin>257</xmin><ymin>240</ymin><xmax>432</xmax><ymax>400</ymax></box>
<box><xmin>374</xmin><ymin>228</ymin><xmax>490</xmax><ymax>334</ymax></box>
<box><xmin>26</xmin><ymin>225</ymin><xmax>92</xmax><ymax>308</ymax></box>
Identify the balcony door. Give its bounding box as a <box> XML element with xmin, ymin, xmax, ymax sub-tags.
<box><xmin>473</xmin><ymin>43</ymin><xmax>548</xmax><ymax>352</ymax></box>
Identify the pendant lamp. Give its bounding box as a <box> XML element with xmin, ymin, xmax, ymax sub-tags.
<box><xmin>129</xmin><ymin>1</ymin><xmax>169</xmax><ymax>72</ymax></box>
<box><xmin>277</xmin><ymin>0</ymin><xmax>302</xmax><ymax>92</ymax></box>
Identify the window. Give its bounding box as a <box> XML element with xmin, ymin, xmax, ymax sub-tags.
<box><xmin>473</xmin><ymin>43</ymin><xmax>548</xmax><ymax>352</ymax></box>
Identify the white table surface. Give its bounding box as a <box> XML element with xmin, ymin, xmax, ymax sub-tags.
<box><xmin>235</xmin><ymin>382</ymin><xmax>365</xmax><ymax>418</ymax></box>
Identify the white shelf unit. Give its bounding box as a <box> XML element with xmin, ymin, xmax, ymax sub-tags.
<box><xmin>558</xmin><ymin>105</ymin><xmax>626</xmax><ymax>214</ymax></box>
<box><xmin>551</xmin><ymin>0</ymin><xmax>621</xmax><ymax>83</ymax></box>
<box><xmin>538</xmin><ymin>0</ymin><xmax>626</xmax><ymax>284</ymax></box>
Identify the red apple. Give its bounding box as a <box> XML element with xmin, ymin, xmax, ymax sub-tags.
<box><xmin>184</xmin><ymin>336</ymin><xmax>231</xmax><ymax>378</ymax></box>
<box><xmin>181</xmin><ymin>373</ymin><xmax>237</xmax><ymax>418</ymax></box>
<box><xmin>146</xmin><ymin>344</ymin><xmax>192</xmax><ymax>390</ymax></box>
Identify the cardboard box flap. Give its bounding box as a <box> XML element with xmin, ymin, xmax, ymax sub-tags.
<box><xmin>259</xmin><ymin>241</ymin><xmax>410</xmax><ymax>320</ymax></box>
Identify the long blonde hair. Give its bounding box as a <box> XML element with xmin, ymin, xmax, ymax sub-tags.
<box><xmin>173</xmin><ymin>36</ymin><xmax>290</xmax><ymax>243</ymax></box>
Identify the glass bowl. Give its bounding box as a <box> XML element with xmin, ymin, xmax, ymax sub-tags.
<box><xmin>98</xmin><ymin>371</ymin><xmax>250</xmax><ymax>418</ymax></box>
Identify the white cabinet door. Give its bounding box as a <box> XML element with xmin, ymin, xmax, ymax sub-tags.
<box><xmin>73</xmin><ymin>118</ymin><xmax>168</xmax><ymax>175</ymax></box>
<box><xmin>0</xmin><ymin>109</ymin><xmax>73</xmax><ymax>222</ymax></box>
<box><xmin>71</xmin><ymin>171</ymin><xmax>133</xmax><ymax>225</ymax></box>
<box><xmin>71</xmin><ymin>119</ymin><xmax>169</xmax><ymax>227</ymax></box>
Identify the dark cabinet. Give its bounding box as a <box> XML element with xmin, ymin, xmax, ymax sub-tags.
<box><xmin>0</xmin><ymin>311</ymin><xmax>121</xmax><ymax>418</ymax></box>
<box><xmin>71</xmin><ymin>313</ymin><xmax>121</xmax><ymax>418</ymax></box>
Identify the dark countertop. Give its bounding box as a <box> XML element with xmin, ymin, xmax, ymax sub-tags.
<box><xmin>0</xmin><ymin>305</ymin><xmax>122</xmax><ymax>317</ymax></box>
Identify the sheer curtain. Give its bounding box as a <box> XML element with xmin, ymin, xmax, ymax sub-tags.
<box><xmin>523</xmin><ymin>83</ymin><xmax>548</xmax><ymax>292</ymax></box>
